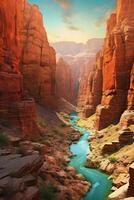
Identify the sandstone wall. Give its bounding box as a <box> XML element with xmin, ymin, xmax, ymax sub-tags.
<box><xmin>78</xmin><ymin>0</ymin><xmax>134</xmax><ymax>130</ymax></box>
<box><xmin>56</xmin><ymin>58</ymin><xmax>73</xmax><ymax>103</ymax></box>
<box><xmin>0</xmin><ymin>0</ymin><xmax>56</xmax><ymax>136</ymax></box>
<box><xmin>20</xmin><ymin>1</ymin><xmax>56</xmax><ymax>108</ymax></box>
<box><xmin>95</xmin><ymin>0</ymin><xmax>134</xmax><ymax>130</ymax></box>
<box><xmin>77</xmin><ymin>54</ymin><xmax>103</xmax><ymax>117</ymax></box>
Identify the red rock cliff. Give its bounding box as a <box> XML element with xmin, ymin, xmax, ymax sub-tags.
<box><xmin>0</xmin><ymin>0</ymin><xmax>47</xmax><ymax>136</ymax></box>
<box><xmin>78</xmin><ymin>0</ymin><xmax>134</xmax><ymax>129</ymax></box>
<box><xmin>95</xmin><ymin>0</ymin><xmax>134</xmax><ymax>130</ymax></box>
<box><xmin>20</xmin><ymin>1</ymin><xmax>56</xmax><ymax>108</ymax></box>
<box><xmin>77</xmin><ymin>56</ymin><xmax>102</xmax><ymax>117</ymax></box>
<box><xmin>56</xmin><ymin>58</ymin><xmax>73</xmax><ymax>102</ymax></box>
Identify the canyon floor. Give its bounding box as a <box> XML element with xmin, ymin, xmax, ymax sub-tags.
<box><xmin>0</xmin><ymin>105</ymin><xmax>90</xmax><ymax>200</ymax></box>
<box><xmin>0</xmin><ymin>105</ymin><xmax>134</xmax><ymax>200</ymax></box>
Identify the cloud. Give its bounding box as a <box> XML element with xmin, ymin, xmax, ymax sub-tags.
<box><xmin>54</xmin><ymin>0</ymin><xmax>81</xmax><ymax>33</ymax></box>
<box><xmin>63</xmin><ymin>13</ymin><xmax>73</xmax><ymax>24</ymax></box>
<box><xmin>54</xmin><ymin>0</ymin><xmax>73</xmax><ymax>24</ymax></box>
<box><xmin>63</xmin><ymin>14</ymin><xmax>81</xmax><ymax>31</ymax></box>
<box><xmin>68</xmin><ymin>26</ymin><xmax>80</xmax><ymax>31</ymax></box>
<box><xmin>54</xmin><ymin>0</ymin><xmax>72</xmax><ymax>9</ymax></box>
<box><xmin>95</xmin><ymin>9</ymin><xmax>114</xmax><ymax>27</ymax></box>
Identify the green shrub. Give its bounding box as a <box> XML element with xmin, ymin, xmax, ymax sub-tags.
<box><xmin>0</xmin><ymin>132</ymin><xmax>9</xmax><ymax>147</ymax></box>
<box><xmin>64</xmin><ymin>115</ymin><xmax>69</xmax><ymax>119</ymax></box>
<box><xmin>39</xmin><ymin>184</ymin><xmax>57</xmax><ymax>200</ymax></box>
<box><xmin>60</xmin><ymin>123</ymin><xmax>67</xmax><ymax>128</ymax></box>
<box><xmin>16</xmin><ymin>146</ymin><xmax>27</xmax><ymax>156</ymax></box>
<box><xmin>115</xmin><ymin>127</ymin><xmax>120</xmax><ymax>131</ymax></box>
<box><xmin>67</xmin><ymin>134</ymin><xmax>73</xmax><ymax>141</ymax></box>
<box><xmin>108</xmin><ymin>156</ymin><xmax>118</xmax><ymax>163</ymax></box>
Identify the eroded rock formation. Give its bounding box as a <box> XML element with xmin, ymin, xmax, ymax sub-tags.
<box><xmin>53</xmin><ymin>39</ymin><xmax>103</xmax><ymax>105</ymax></box>
<box><xmin>0</xmin><ymin>0</ymin><xmax>39</xmax><ymax>136</ymax></box>
<box><xmin>0</xmin><ymin>0</ymin><xmax>57</xmax><ymax>135</ymax></box>
<box><xmin>77</xmin><ymin>52</ymin><xmax>103</xmax><ymax>117</ymax></box>
<box><xmin>95</xmin><ymin>0</ymin><xmax>134</xmax><ymax>130</ymax></box>
<box><xmin>78</xmin><ymin>0</ymin><xmax>134</xmax><ymax>129</ymax></box>
<box><xmin>20</xmin><ymin>1</ymin><xmax>56</xmax><ymax>108</ymax></box>
<box><xmin>127</xmin><ymin>64</ymin><xmax>134</xmax><ymax>110</ymax></box>
<box><xmin>127</xmin><ymin>163</ymin><xmax>134</xmax><ymax>197</ymax></box>
<box><xmin>56</xmin><ymin>58</ymin><xmax>73</xmax><ymax>102</ymax></box>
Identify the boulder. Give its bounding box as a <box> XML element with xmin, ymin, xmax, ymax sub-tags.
<box><xmin>24</xmin><ymin>186</ymin><xmax>39</xmax><ymax>200</ymax></box>
<box><xmin>120</xmin><ymin>110</ymin><xmax>134</xmax><ymax>127</ymax></box>
<box><xmin>108</xmin><ymin>183</ymin><xmax>128</xmax><ymax>200</ymax></box>
<box><xmin>119</xmin><ymin>128</ymin><xmax>134</xmax><ymax>145</ymax></box>
<box><xmin>0</xmin><ymin>154</ymin><xmax>43</xmax><ymax>179</ymax></box>
<box><xmin>102</xmin><ymin>141</ymin><xmax>120</xmax><ymax>154</ymax></box>
<box><xmin>127</xmin><ymin>163</ymin><xmax>134</xmax><ymax>197</ymax></box>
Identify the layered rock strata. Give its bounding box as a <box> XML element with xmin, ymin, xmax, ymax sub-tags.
<box><xmin>0</xmin><ymin>0</ymin><xmax>39</xmax><ymax>136</ymax></box>
<box><xmin>20</xmin><ymin>1</ymin><xmax>56</xmax><ymax>108</ymax></box>
<box><xmin>0</xmin><ymin>0</ymin><xmax>56</xmax><ymax>135</ymax></box>
<box><xmin>77</xmin><ymin>53</ymin><xmax>103</xmax><ymax>117</ymax></box>
<box><xmin>56</xmin><ymin>58</ymin><xmax>73</xmax><ymax>103</ymax></box>
<box><xmin>95</xmin><ymin>0</ymin><xmax>134</xmax><ymax>130</ymax></box>
<box><xmin>78</xmin><ymin>0</ymin><xmax>134</xmax><ymax>130</ymax></box>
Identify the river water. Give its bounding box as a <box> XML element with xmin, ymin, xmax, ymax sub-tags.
<box><xmin>69</xmin><ymin>112</ymin><xmax>112</xmax><ymax>200</ymax></box>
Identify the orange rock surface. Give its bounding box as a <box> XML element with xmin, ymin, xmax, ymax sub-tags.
<box><xmin>95</xmin><ymin>0</ymin><xmax>134</xmax><ymax>130</ymax></box>
<box><xmin>77</xmin><ymin>0</ymin><xmax>134</xmax><ymax>129</ymax></box>
<box><xmin>128</xmin><ymin>64</ymin><xmax>134</xmax><ymax>110</ymax></box>
<box><xmin>0</xmin><ymin>0</ymin><xmax>43</xmax><ymax>136</ymax></box>
<box><xmin>56</xmin><ymin>58</ymin><xmax>73</xmax><ymax>102</ymax></box>
<box><xmin>20</xmin><ymin>1</ymin><xmax>56</xmax><ymax>108</ymax></box>
<box><xmin>77</xmin><ymin>53</ymin><xmax>103</xmax><ymax>117</ymax></box>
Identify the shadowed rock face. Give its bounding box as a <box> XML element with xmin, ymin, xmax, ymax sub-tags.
<box><xmin>128</xmin><ymin>64</ymin><xmax>134</xmax><ymax>110</ymax></box>
<box><xmin>0</xmin><ymin>0</ymin><xmax>56</xmax><ymax>135</ymax></box>
<box><xmin>20</xmin><ymin>1</ymin><xmax>56</xmax><ymax>108</ymax></box>
<box><xmin>53</xmin><ymin>39</ymin><xmax>103</xmax><ymax>105</ymax></box>
<box><xmin>56</xmin><ymin>58</ymin><xmax>73</xmax><ymax>103</ymax></box>
<box><xmin>0</xmin><ymin>0</ymin><xmax>38</xmax><ymax>136</ymax></box>
<box><xmin>77</xmin><ymin>52</ymin><xmax>103</xmax><ymax>117</ymax></box>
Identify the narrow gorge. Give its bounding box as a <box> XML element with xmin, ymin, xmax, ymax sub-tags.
<box><xmin>0</xmin><ymin>0</ymin><xmax>134</xmax><ymax>200</ymax></box>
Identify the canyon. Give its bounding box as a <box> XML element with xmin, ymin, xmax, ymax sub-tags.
<box><xmin>0</xmin><ymin>1</ymin><xmax>90</xmax><ymax>199</ymax></box>
<box><xmin>53</xmin><ymin>39</ymin><xmax>103</xmax><ymax>104</ymax></box>
<box><xmin>0</xmin><ymin>0</ymin><xmax>134</xmax><ymax>200</ymax></box>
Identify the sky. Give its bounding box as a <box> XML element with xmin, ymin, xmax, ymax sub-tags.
<box><xmin>29</xmin><ymin>0</ymin><xmax>116</xmax><ymax>43</ymax></box>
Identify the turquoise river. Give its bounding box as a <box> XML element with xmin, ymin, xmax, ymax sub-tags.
<box><xmin>69</xmin><ymin>112</ymin><xmax>112</xmax><ymax>200</ymax></box>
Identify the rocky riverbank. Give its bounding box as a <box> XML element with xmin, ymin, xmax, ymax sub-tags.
<box><xmin>76</xmin><ymin>114</ymin><xmax>134</xmax><ymax>199</ymax></box>
<box><xmin>0</xmin><ymin>106</ymin><xmax>90</xmax><ymax>200</ymax></box>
